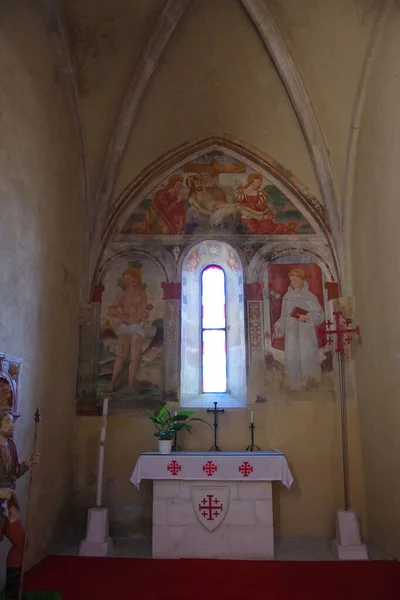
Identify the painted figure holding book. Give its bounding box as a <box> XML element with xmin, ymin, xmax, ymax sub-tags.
<box><xmin>273</xmin><ymin>268</ymin><xmax>325</xmax><ymax>389</ymax></box>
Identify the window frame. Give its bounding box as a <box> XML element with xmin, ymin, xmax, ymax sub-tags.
<box><xmin>180</xmin><ymin>240</ymin><xmax>247</xmax><ymax>409</ymax></box>
<box><xmin>200</xmin><ymin>264</ymin><xmax>228</xmax><ymax>394</ymax></box>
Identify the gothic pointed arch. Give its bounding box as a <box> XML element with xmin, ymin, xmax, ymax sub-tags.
<box><xmin>79</xmin><ymin>135</ymin><xmax>340</xmax><ymax>414</ymax></box>
<box><xmin>95</xmin><ymin>134</ymin><xmax>335</xmax><ymax>287</ymax></box>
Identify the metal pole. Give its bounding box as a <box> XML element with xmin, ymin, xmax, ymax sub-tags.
<box><xmin>96</xmin><ymin>397</ymin><xmax>109</xmax><ymax>508</ymax></box>
<box><xmin>338</xmin><ymin>353</ymin><xmax>350</xmax><ymax>511</ymax></box>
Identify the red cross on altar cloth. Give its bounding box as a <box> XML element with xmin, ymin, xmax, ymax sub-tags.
<box><xmin>167</xmin><ymin>460</ymin><xmax>182</xmax><ymax>476</ymax></box>
<box><xmin>202</xmin><ymin>460</ymin><xmax>218</xmax><ymax>476</ymax></box>
<box><xmin>130</xmin><ymin>452</ymin><xmax>294</xmax><ymax>489</ymax></box>
<box><xmin>238</xmin><ymin>461</ymin><xmax>253</xmax><ymax>477</ymax></box>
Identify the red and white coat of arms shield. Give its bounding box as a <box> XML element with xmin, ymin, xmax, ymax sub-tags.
<box><xmin>191</xmin><ymin>487</ymin><xmax>230</xmax><ymax>532</ymax></box>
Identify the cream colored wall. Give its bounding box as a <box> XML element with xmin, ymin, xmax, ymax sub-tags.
<box><xmin>114</xmin><ymin>0</ymin><xmax>320</xmax><ymax>202</ymax></box>
<box><xmin>352</xmin><ymin>2</ymin><xmax>400</xmax><ymax>560</ymax></box>
<box><xmin>71</xmin><ymin>0</ymin><xmax>369</xmax><ymax>542</ymax></box>
<box><xmin>74</xmin><ymin>399</ymin><xmax>366</xmax><ymax>539</ymax></box>
<box><xmin>0</xmin><ymin>2</ymin><xmax>83</xmax><ymax>569</ymax></box>
<box><xmin>268</xmin><ymin>0</ymin><xmax>380</xmax><ymax>202</ymax></box>
<box><xmin>60</xmin><ymin>0</ymin><xmax>166</xmax><ymax>195</ymax></box>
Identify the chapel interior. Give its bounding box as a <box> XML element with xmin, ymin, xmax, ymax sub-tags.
<box><xmin>1</xmin><ymin>0</ymin><xmax>400</xmax><ymax>595</ymax></box>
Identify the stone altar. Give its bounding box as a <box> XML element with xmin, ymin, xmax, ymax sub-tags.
<box><xmin>131</xmin><ymin>451</ymin><xmax>293</xmax><ymax>560</ymax></box>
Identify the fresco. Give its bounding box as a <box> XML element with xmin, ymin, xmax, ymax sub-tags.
<box><xmin>264</xmin><ymin>261</ymin><xmax>332</xmax><ymax>391</ymax></box>
<box><xmin>121</xmin><ymin>152</ymin><xmax>314</xmax><ymax>236</ymax></box>
<box><xmin>96</xmin><ymin>257</ymin><xmax>164</xmax><ymax>409</ymax></box>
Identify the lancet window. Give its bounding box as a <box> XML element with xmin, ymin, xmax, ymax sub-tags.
<box><xmin>180</xmin><ymin>241</ymin><xmax>246</xmax><ymax>408</ymax></box>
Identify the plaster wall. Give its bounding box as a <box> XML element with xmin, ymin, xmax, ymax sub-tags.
<box><xmin>115</xmin><ymin>0</ymin><xmax>320</xmax><ymax>203</ymax></box>
<box><xmin>74</xmin><ymin>400</ymin><xmax>366</xmax><ymax>540</ymax></box>
<box><xmin>71</xmin><ymin>0</ymin><xmax>368</xmax><ymax>544</ymax></box>
<box><xmin>352</xmin><ymin>2</ymin><xmax>400</xmax><ymax>560</ymax></box>
<box><xmin>268</xmin><ymin>0</ymin><xmax>380</xmax><ymax>202</ymax></box>
<box><xmin>61</xmin><ymin>0</ymin><xmax>166</xmax><ymax>195</ymax></box>
<box><xmin>0</xmin><ymin>1</ymin><xmax>83</xmax><ymax>568</ymax></box>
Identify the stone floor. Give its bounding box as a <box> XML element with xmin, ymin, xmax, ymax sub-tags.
<box><xmin>54</xmin><ymin>536</ymin><xmax>392</xmax><ymax>561</ymax></box>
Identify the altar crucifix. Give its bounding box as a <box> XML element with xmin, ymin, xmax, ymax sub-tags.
<box><xmin>207</xmin><ymin>401</ymin><xmax>225</xmax><ymax>451</ymax></box>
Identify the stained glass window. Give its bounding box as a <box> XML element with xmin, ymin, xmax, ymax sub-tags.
<box><xmin>201</xmin><ymin>266</ymin><xmax>227</xmax><ymax>393</ymax></box>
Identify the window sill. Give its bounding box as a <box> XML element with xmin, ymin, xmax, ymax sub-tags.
<box><xmin>181</xmin><ymin>393</ymin><xmax>246</xmax><ymax>409</ymax></box>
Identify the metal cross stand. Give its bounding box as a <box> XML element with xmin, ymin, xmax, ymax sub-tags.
<box><xmin>246</xmin><ymin>422</ymin><xmax>261</xmax><ymax>452</ymax></box>
<box><xmin>325</xmin><ymin>311</ymin><xmax>361</xmax><ymax>510</ymax></box>
<box><xmin>325</xmin><ymin>310</ymin><xmax>367</xmax><ymax>560</ymax></box>
<box><xmin>172</xmin><ymin>431</ymin><xmax>181</xmax><ymax>452</ymax></box>
<box><xmin>207</xmin><ymin>401</ymin><xmax>224</xmax><ymax>451</ymax></box>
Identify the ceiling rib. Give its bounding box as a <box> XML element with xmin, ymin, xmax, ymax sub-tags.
<box><xmin>341</xmin><ymin>0</ymin><xmax>391</xmax><ymax>294</ymax></box>
<box><xmin>90</xmin><ymin>0</ymin><xmax>192</xmax><ymax>284</ymax></box>
<box><xmin>39</xmin><ymin>0</ymin><xmax>91</xmax><ymax>299</ymax></box>
<box><xmin>241</xmin><ymin>0</ymin><xmax>342</xmax><ymax>281</ymax></box>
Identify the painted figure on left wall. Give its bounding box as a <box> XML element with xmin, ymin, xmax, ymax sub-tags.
<box><xmin>107</xmin><ymin>267</ymin><xmax>150</xmax><ymax>394</ymax></box>
<box><xmin>96</xmin><ymin>257</ymin><xmax>164</xmax><ymax>407</ymax></box>
<box><xmin>0</xmin><ymin>406</ymin><xmax>39</xmax><ymax>599</ymax></box>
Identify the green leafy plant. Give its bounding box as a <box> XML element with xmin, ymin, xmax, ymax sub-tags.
<box><xmin>147</xmin><ymin>405</ymin><xmax>210</xmax><ymax>440</ymax></box>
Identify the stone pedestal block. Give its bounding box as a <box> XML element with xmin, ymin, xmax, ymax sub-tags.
<box><xmin>331</xmin><ymin>509</ymin><xmax>368</xmax><ymax>561</ymax></box>
<box><xmin>79</xmin><ymin>507</ymin><xmax>113</xmax><ymax>557</ymax></box>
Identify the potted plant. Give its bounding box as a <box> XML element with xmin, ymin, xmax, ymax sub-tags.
<box><xmin>147</xmin><ymin>405</ymin><xmax>210</xmax><ymax>454</ymax></box>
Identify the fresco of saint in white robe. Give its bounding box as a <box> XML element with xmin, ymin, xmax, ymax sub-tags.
<box><xmin>273</xmin><ymin>268</ymin><xmax>325</xmax><ymax>389</ymax></box>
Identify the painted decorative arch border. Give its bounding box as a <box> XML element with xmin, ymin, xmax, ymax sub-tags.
<box><xmin>89</xmin><ymin>0</ymin><xmax>343</xmax><ymax>294</ymax></box>
<box><xmin>93</xmin><ymin>135</ymin><xmax>338</xmax><ymax>292</ymax></box>
<box><xmin>177</xmin><ymin>238</ymin><xmax>247</xmax><ymax>281</ymax></box>
<box><xmin>95</xmin><ymin>244</ymin><xmax>177</xmax><ymax>287</ymax></box>
<box><xmin>248</xmin><ymin>240</ymin><xmax>338</xmax><ymax>287</ymax></box>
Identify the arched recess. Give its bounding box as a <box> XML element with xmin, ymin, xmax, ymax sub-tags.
<box><xmin>180</xmin><ymin>239</ymin><xmax>247</xmax><ymax>409</ymax></box>
<box><xmin>94</xmin><ymin>244</ymin><xmax>177</xmax><ymax>288</ymax></box>
<box><xmin>248</xmin><ymin>241</ymin><xmax>338</xmax><ymax>285</ymax></box>
<box><xmin>92</xmin><ymin>134</ymin><xmax>336</xmax><ymax>294</ymax></box>
<box><xmin>176</xmin><ymin>237</ymin><xmax>247</xmax><ymax>282</ymax></box>
<box><xmin>248</xmin><ymin>243</ymin><xmax>337</xmax><ymax>397</ymax></box>
<box><xmin>79</xmin><ymin>135</ymin><xmax>340</xmax><ymax>412</ymax></box>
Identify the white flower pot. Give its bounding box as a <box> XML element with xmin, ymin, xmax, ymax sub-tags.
<box><xmin>158</xmin><ymin>439</ymin><xmax>173</xmax><ymax>454</ymax></box>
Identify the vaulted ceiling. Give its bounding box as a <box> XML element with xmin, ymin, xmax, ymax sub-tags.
<box><xmin>41</xmin><ymin>0</ymin><xmax>387</xmax><ymax>294</ymax></box>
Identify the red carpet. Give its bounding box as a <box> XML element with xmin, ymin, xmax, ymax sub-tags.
<box><xmin>24</xmin><ymin>556</ymin><xmax>400</xmax><ymax>600</ymax></box>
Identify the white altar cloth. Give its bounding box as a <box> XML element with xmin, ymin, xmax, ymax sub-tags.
<box><xmin>130</xmin><ymin>451</ymin><xmax>294</xmax><ymax>489</ymax></box>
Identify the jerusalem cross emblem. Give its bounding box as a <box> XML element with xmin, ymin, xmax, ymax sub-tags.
<box><xmin>191</xmin><ymin>487</ymin><xmax>230</xmax><ymax>531</ymax></box>
<box><xmin>238</xmin><ymin>461</ymin><xmax>253</xmax><ymax>477</ymax></box>
<box><xmin>202</xmin><ymin>460</ymin><xmax>217</xmax><ymax>477</ymax></box>
<box><xmin>167</xmin><ymin>460</ymin><xmax>182</xmax><ymax>476</ymax></box>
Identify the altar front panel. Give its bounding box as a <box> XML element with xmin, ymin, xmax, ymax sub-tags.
<box><xmin>131</xmin><ymin>452</ymin><xmax>293</xmax><ymax>560</ymax></box>
<box><xmin>152</xmin><ymin>480</ymin><xmax>274</xmax><ymax>560</ymax></box>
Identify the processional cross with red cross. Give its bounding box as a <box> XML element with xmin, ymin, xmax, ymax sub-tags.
<box><xmin>323</xmin><ymin>310</ymin><xmax>361</xmax><ymax>511</ymax></box>
<box><xmin>324</xmin><ymin>311</ymin><xmax>361</xmax><ymax>353</ymax></box>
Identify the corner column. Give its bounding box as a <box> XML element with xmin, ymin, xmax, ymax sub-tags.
<box><xmin>245</xmin><ymin>282</ymin><xmax>265</xmax><ymax>402</ymax></box>
<box><xmin>161</xmin><ymin>282</ymin><xmax>181</xmax><ymax>402</ymax></box>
